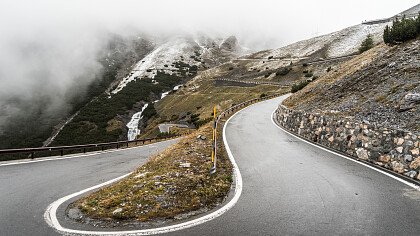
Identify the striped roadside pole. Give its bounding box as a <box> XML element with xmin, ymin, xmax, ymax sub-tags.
<box><xmin>210</xmin><ymin>105</ymin><xmax>217</xmax><ymax>174</ymax></box>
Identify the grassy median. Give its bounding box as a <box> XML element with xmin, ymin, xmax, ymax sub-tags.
<box><xmin>75</xmin><ymin>123</ymin><xmax>232</xmax><ymax>222</ymax></box>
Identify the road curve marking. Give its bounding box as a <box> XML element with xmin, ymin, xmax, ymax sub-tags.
<box><xmin>271</xmin><ymin>109</ymin><xmax>420</xmax><ymax>191</ymax></box>
<box><xmin>44</xmin><ymin>110</ymin><xmax>244</xmax><ymax>235</ymax></box>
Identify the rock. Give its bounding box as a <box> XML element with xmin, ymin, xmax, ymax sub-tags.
<box><xmin>134</xmin><ymin>172</ymin><xmax>149</xmax><ymax>178</ymax></box>
<box><xmin>200</xmin><ymin>135</ymin><xmax>207</xmax><ymax>140</ymax></box>
<box><xmin>371</xmin><ymin>139</ymin><xmax>380</xmax><ymax>147</ymax></box>
<box><xmin>220</xmin><ymin>36</ymin><xmax>239</xmax><ymax>51</ymax></box>
<box><xmin>379</xmin><ymin>155</ymin><xmax>391</xmax><ymax>163</ymax></box>
<box><xmin>405</xmin><ymin>139</ymin><xmax>413</xmax><ymax>145</ymax></box>
<box><xmin>391</xmin><ymin>161</ymin><xmax>405</xmax><ymax>173</ymax></box>
<box><xmin>410</xmin><ymin>148</ymin><xmax>419</xmax><ymax>155</ymax></box>
<box><xmin>113</xmin><ymin>208</ymin><xmax>123</xmax><ymax>215</ymax></box>
<box><xmin>133</xmin><ymin>184</ymin><xmax>144</xmax><ymax>190</ymax></box>
<box><xmin>396</xmin><ymin>146</ymin><xmax>403</xmax><ymax>153</ymax></box>
<box><xmin>404</xmin><ymin>155</ymin><xmax>413</xmax><ymax>162</ymax></box>
<box><xmin>404</xmin><ymin>93</ymin><xmax>420</xmax><ymax>103</ymax></box>
<box><xmin>68</xmin><ymin>208</ymin><xmax>83</xmax><ymax>220</ymax></box>
<box><xmin>404</xmin><ymin>170</ymin><xmax>417</xmax><ymax>178</ymax></box>
<box><xmin>328</xmin><ymin>136</ymin><xmax>334</xmax><ymax>142</ymax></box>
<box><xmin>396</xmin><ymin>138</ymin><xmax>405</xmax><ymax>145</ymax></box>
<box><xmin>409</xmin><ymin>158</ymin><xmax>420</xmax><ymax>169</ymax></box>
<box><xmin>399</xmin><ymin>93</ymin><xmax>420</xmax><ymax>111</ymax></box>
<box><xmin>179</xmin><ymin>162</ymin><xmax>191</xmax><ymax>168</ymax></box>
<box><xmin>154</xmin><ymin>175</ymin><xmax>162</xmax><ymax>180</ymax></box>
<box><xmin>356</xmin><ymin>148</ymin><xmax>369</xmax><ymax>160</ymax></box>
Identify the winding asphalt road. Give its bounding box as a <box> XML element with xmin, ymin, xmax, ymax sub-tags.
<box><xmin>1</xmin><ymin>96</ymin><xmax>420</xmax><ymax>235</ymax></box>
<box><xmin>169</xmin><ymin>96</ymin><xmax>420</xmax><ymax>235</ymax></box>
<box><xmin>0</xmin><ymin>140</ymin><xmax>177</xmax><ymax>236</ymax></box>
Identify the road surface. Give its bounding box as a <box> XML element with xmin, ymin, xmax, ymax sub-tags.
<box><xmin>1</xmin><ymin>96</ymin><xmax>420</xmax><ymax>235</ymax></box>
<box><xmin>170</xmin><ymin>96</ymin><xmax>420</xmax><ymax>235</ymax></box>
<box><xmin>0</xmin><ymin>140</ymin><xmax>177</xmax><ymax>236</ymax></box>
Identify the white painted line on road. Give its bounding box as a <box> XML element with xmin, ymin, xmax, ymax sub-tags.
<box><xmin>44</xmin><ymin>111</ymin><xmax>243</xmax><ymax>235</ymax></box>
<box><xmin>271</xmin><ymin>109</ymin><xmax>420</xmax><ymax>191</ymax></box>
<box><xmin>0</xmin><ymin>141</ymin><xmax>172</xmax><ymax>167</ymax></box>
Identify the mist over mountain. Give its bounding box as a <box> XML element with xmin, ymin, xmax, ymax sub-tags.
<box><xmin>0</xmin><ymin>0</ymin><xmax>418</xmax><ymax>148</ymax></box>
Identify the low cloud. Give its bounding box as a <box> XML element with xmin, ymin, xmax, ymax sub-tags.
<box><xmin>0</xmin><ymin>0</ymin><xmax>417</xmax><ymax>134</ymax></box>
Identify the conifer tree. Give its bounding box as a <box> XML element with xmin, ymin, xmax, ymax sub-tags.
<box><xmin>359</xmin><ymin>34</ymin><xmax>374</xmax><ymax>53</ymax></box>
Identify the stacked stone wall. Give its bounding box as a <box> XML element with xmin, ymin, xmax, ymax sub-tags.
<box><xmin>275</xmin><ymin>105</ymin><xmax>420</xmax><ymax>180</ymax></box>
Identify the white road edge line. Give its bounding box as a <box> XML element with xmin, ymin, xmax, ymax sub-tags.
<box><xmin>44</xmin><ymin>109</ymin><xmax>244</xmax><ymax>235</ymax></box>
<box><xmin>0</xmin><ymin>140</ymin><xmax>177</xmax><ymax>167</ymax></box>
<box><xmin>270</xmin><ymin>108</ymin><xmax>420</xmax><ymax>191</ymax></box>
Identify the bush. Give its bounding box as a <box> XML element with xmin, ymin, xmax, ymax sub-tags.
<box><xmin>302</xmin><ymin>63</ymin><xmax>308</xmax><ymax>67</ymax></box>
<box><xmin>276</xmin><ymin>67</ymin><xmax>291</xmax><ymax>76</ymax></box>
<box><xmin>359</xmin><ymin>34</ymin><xmax>374</xmax><ymax>54</ymax></box>
<box><xmin>260</xmin><ymin>93</ymin><xmax>267</xmax><ymax>98</ymax></box>
<box><xmin>304</xmin><ymin>72</ymin><xmax>314</xmax><ymax>78</ymax></box>
<box><xmin>384</xmin><ymin>14</ymin><xmax>420</xmax><ymax>45</ymax></box>
<box><xmin>291</xmin><ymin>80</ymin><xmax>310</xmax><ymax>93</ymax></box>
<box><xmin>194</xmin><ymin>117</ymin><xmax>213</xmax><ymax>128</ymax></box>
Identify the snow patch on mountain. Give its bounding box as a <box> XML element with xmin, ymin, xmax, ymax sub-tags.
<box><xmin>327</xmin><ymin>23</ymin><xmax>389</xmax><ymax>57</ymax></box>
<box><xmin>259</xmin><ymin>22</ymin><xmax>390</xmax><ymax>60</ymax></box>
<box><xmin>111</xmin><ymin>37</ymin><xmax>201</xmax><ymax>94</ymax></box>
<box><xmin>111</xmin><ymin>35</ymin><xmax>249</xmax><ymax>95</ymax></box>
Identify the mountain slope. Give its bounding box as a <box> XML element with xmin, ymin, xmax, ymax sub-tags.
<box><xmin>51</xmin><ymin>35</ymin><xmax>249</xmax><ymax>145</ymax></box>
<box><xmin>0</xmin><ymin>34</ymin><xmax>155</xmax><ymax>149</ymax></box>
<box><xmin>284</xmin><ymin>39</ymin><xmax>419</xmax><ymax>132</ymax></box>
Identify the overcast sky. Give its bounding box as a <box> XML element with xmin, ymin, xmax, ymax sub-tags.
<box><xmin>1</xmin><ymin>0</ymin><xmax>418</xmax><ymax>49</ymax></box>
<box><xmin>0</xmin><ymin>0</ymin><xmax>418</xmax><ymax>132</ymax></box>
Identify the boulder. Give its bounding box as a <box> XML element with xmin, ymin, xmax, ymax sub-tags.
<box><xmin>399</xmin><ymin>93</ymin><xmax>420</xmax><ymax>111</ymax></box>
<box><xmin>409</xmin><ymin>157</ymin><xmax>420</xmax><ymax>169</ymax></box>
<box><xmin>112</xmin><ymin>208</ymin><xmax>123</xmax><ymax>215</ymax></box>
<box><xmin>404</xmin><ymin>170</ymin><xmax>417</xmax><ymax>178</ymax></box>
<box><xmin>391</xmin><ymin>161</ymin><xmax>405</xmax><ymax>173</ymax></box>
<box><xmin>356</xmin><ymin>148</ymin><xmax>369</xmax><ymax>160</ymax></box>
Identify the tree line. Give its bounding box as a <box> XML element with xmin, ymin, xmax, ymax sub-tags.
<box><xmin>384</xmin><ymin>13</ymin><xmax>420</xmax><ymax>45</ymax></box>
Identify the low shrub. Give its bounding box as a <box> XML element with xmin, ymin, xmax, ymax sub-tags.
<box><xmin>291</xmin><ymin>80</ymin><xmax>310</xmax><ymax>93</ymax></box>
<box><xmin>276</xmin><ymin>67</ymin><xmax>292</xmax><ymax>76</ymax></box>
<box><xmin>304</xmin><ymin>72</ymin><xmax>314</xmax><ymax>78</ymax></box>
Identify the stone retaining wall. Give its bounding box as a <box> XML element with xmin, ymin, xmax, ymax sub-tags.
<box><xmin>274</xmin><ymin>105</ymin><xmax>420</xmax><ymax>180</ymax></box>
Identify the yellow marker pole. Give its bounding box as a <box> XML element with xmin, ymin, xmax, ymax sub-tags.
<box><xmin>210</xmin><ymin>106</ymin><xmax>217</xmax><ymax>174</ymax></box>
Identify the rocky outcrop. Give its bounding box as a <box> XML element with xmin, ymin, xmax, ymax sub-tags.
<box><xmin>399</xmin><ymin>93</ymin><xmax>420</xmax><ymax>112</ymax></box>
<box><xmin>220</xmin><ymin>36</ymin><xmax>239</xmax><ymax>52</ymax></box>
<box><xmin>275</xmin><ymin>104</ymin><xmax>420</xmax><ymax>180</ymax></box>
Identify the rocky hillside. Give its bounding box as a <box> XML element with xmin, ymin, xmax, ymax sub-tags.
<box><xmin>284</xmin><ymin>39</ymin><xmax>420</xmax><ymax>132</ymax></box>
<box><xmin>398</xmin><ymin>3</ymin><xmax>420</xmax><ymax>16</ymax></box>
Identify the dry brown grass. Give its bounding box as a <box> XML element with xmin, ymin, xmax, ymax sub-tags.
<box><xmin>76</xmin><ymin>123</ymin><xmax>232</xmax><ymax>222</ymax></box>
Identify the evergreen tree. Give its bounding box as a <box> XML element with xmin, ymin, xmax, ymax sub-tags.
<box><xmin>359</xmin><ymin>34</ymin><xmax>374</xmax><ymax>54</ymax></box>
<box><xmin>416</xmin><ymin>12</ymin><xmax>420</xmax><ymax>32</ymax></box>
<box><xmin>383</xmin><ymin>13</ymin><xmax>420</xmax><ymax>45</ymax></box>
<box><xmin>383</xmin><ymin>25</ymin><xmax>390</xmax><ymax>44</ymax></box>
